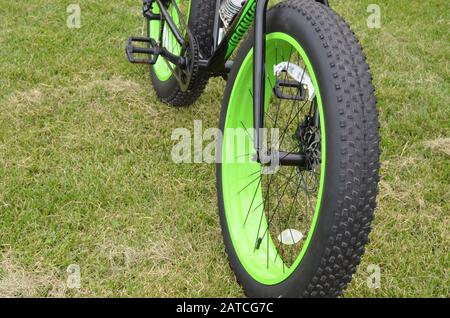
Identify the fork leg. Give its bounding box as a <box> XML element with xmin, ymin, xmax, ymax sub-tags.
<box><xmin>253</xmin><ymin>0</ymin><xmax>269</xmax><ymax>160</ymax></box>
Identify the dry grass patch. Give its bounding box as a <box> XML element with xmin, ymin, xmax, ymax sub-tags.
<box><xmin>423</xmin><ymin>138</ymin><xmax>450</xmax><ymax>157</ymax></box>
<box><xmin>7</xmin><ymin>88</ymin><xmax>44</xmax><ymax>106</ymax></box>
<box><xmin>0</xmin><ymin>250</ymin><xmax>66</xmax><ymax>298</ymax></box>
<box><xmin>98</xmin><ymin>239</ymin><xmax>175</xmax><ymax>271</ymax></box>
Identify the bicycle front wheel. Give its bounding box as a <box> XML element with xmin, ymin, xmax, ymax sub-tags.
<box><xmin>216</xmin><ymin>0</ymin><xmax>380</xmax><ymax>298</ymax></box>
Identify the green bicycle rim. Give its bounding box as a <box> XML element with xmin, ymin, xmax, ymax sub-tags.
<box><xmin>221</xmin><ymin>32</ymin><xmax>327</xmax><ymax>285</ymax></box>
<box><xmin>149</xmin><ymin>0</ymin><xmax>191</xmax><ymax>82</ymax></box>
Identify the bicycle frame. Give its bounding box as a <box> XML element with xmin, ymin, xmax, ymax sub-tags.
<box><xmin>143</xmin><ymin>0</ymin><xmax>329</xmax><ymax>160</ymax></box>
<box><xmin>204</xmin><ymin>0</ymin><xmax>327</xmax><ymax>71</ymax></box>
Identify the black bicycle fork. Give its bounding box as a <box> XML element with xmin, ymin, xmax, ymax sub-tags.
<box><xmin>252</xmin><ymin>0</ymin><xmax>268</xmax><ymax>162</ymax></box>
<box><xmin>253</xmin><ymin>0</ymin><xmax>327</xmax><ymax>165</ymax></box>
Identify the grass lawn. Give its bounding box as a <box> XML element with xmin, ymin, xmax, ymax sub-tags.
<box><xmin>0</xmin><ymin>0</ymin><xmax>448</xmax><ymax>297</ymax></box>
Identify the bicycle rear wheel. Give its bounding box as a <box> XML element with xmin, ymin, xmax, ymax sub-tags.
<box><xmin>148</xmin><ymin>0</ymin><xmax>215</xmax><ymax>106</ymax></box>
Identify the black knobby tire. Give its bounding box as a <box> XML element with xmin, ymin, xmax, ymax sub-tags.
<box><xmin>216</xmin><ymin>0</ymin><xmax>380</xmax><ymax>297</ymax></box>
<box><xmin>149</xmin><ymin>0</ymin><xmax>215</xmax><ymax>107</ymax></box>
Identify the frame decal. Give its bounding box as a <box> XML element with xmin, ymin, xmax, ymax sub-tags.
<box><xmin>225</xmin><ymin>0</ymin><xmax>257</xmax><ymax>57</ymax></box>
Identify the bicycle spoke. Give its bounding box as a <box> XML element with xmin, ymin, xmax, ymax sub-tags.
<box><xmin>244</xmin><ymin>176</ymin><xmax>262</xmax><ymax>226</ymax></box>
<box><xmin>236</xmin><ymin>174</ymin><xmax>261</xmax><ymax>196</ymax></box>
